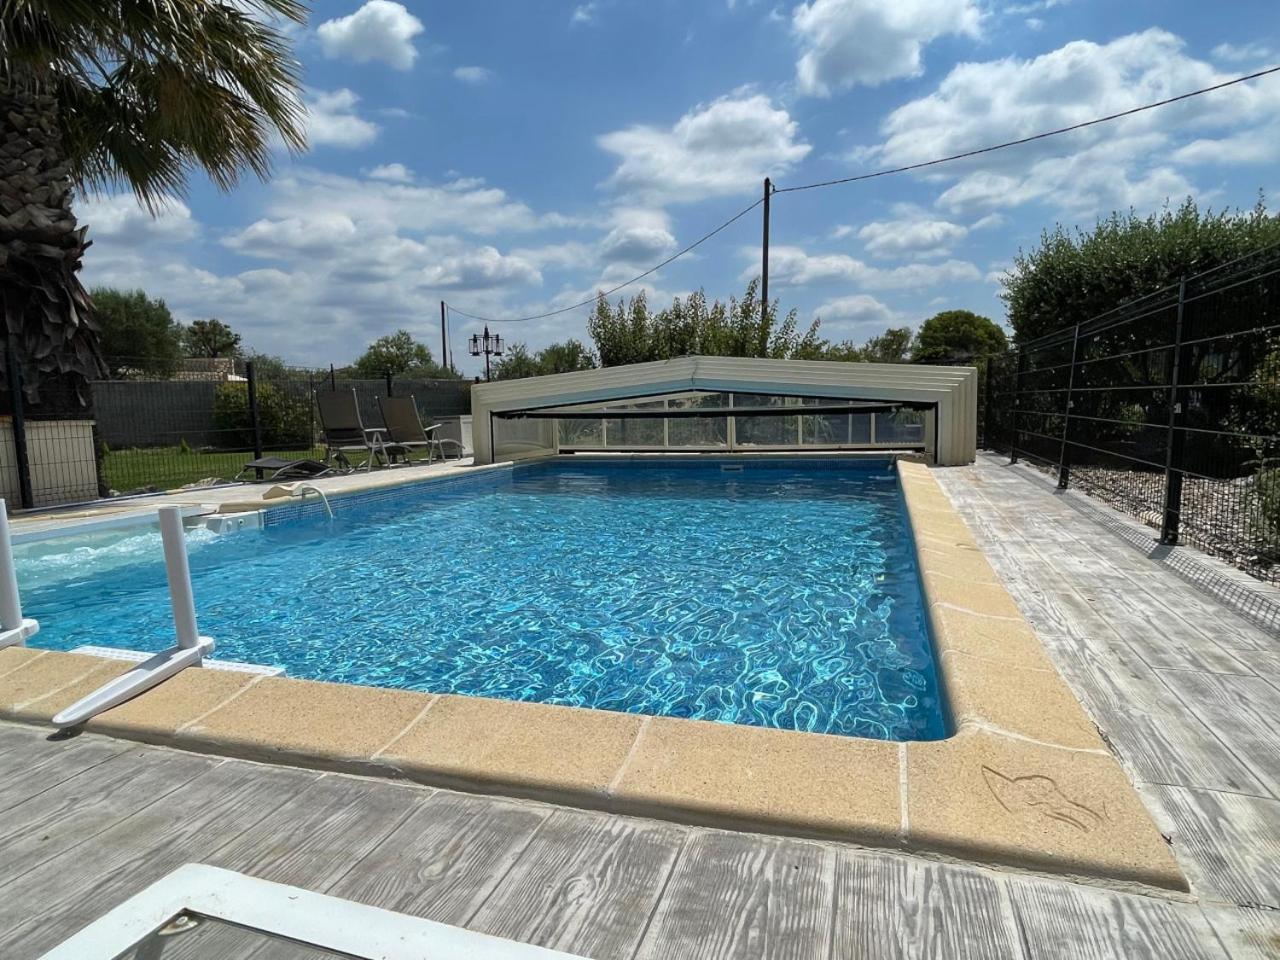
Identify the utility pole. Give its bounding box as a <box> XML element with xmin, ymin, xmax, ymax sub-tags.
<box><xmin>760</xmin><ymin>177</ymin><xmax>771</xmax><ymax>322</ymax></box>
<box><xmin>440</xmin><ymin>301</ymin><xmax>448</xmax><ymax>372</ymax></box>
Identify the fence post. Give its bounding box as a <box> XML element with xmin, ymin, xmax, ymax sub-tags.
<box><xmin>982</xmin><ymin>356</ymin><xmax>994</xmax><ymax>450</ymax></box>
<box><xmin>1009</xmin><ymin>348</ymin><xmax>1025</xmax><ymax>465</ymax></box>
<box><xmin>1058</xmin><ymin>323</ymin><xmax>1082</xmax><ymax>490</ymax></box>
<box><xmin>385</xmin><ymin>369</ymin><xmax>393</xmax><ymax>397</ymax></box>
<box><xmin>308</xmin><ymin>372</ymin><xmax>316</xmax><ymax>457</ymax></box>
<box><xmin>246</xmin><ymin>361</ymin><xmax>264</xmax><ymax>479</ymax></box>
<box><xmin>1160</xmin><ymin>279</ymin><xmax>1189</xmax><ymax>545</ymax></box>
<box><xmin>3</xmin><ymin>338</ymin><xmax>33</xmax><ymax>510</ymax></box>
<box><xmin>329</xmin><ymin>364</ymin><xmax>336</xmax><ymax>391</ymax></box>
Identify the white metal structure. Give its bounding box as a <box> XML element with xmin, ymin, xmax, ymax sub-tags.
<box><xmin>471</xmin><ymin>356</ymin><xmax>978</xmax><ymax>467</ymax></box>
<box><xmin>0</xmin><ymin>499</ymin><xmax>39</xmax><ymax>650</ymax></box>
<box><xmin>52</xmin><ymin>507</ymin><xmax>214</xmax><ymax>728</ymax></box>
<box><xmin>40</xmin><ymin>863</ymin><xmax>587</xmax><ymax>959</ymax></box>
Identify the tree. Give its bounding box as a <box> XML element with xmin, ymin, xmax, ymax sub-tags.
<box><xmin>183</xmin><ymin>318</ymin><xmax>242</xmax><ymax>358</ymax></box>
<box><xmin>240</xmin><ymin>350</ymin><xmax>290</xmax><ymax>380</ymax></box>
<box><xmin>536</xmin><ymin>339</ymin><xmax>597</xmax><ymax>375</ymax></box>
<box><xmin>91</xmin><ymin>287</ymin><xmax>183</xmax><ymax>378</ymax></box>
<box><xmin>912</xmin><ymin>310</ymin><xmax>1008</xmax><ymax>364</ymax></box>
<box><xmin>494</xmin><ymin>339</ymin><xmax>597</xmax><ymax>380</ymax></box>
<box><xmin>1</xmin><ymin>0</ymin><xmax>307</xmax><ymax>406</ymax></box>
<box><xmin>1002</xmin><ymin>197</ymin><xmax>1280</xmax><ymax>343</ymax></box>
<box><xmin>860</xmin><ymin>327</ymin><xmax>915</xmax><ymax>363</ymax></box>
<box><xmin>492</xmin><ymin>344</ymin><xmax>540</xmax><ymax>381</ymax></box>
<box><xmin>586</xmin><ymin>279</ymin><xmax>821</xmax><ymax>366</ymax></box>
<box><xmin>353</xmin><ymin>330</ymin><xmax>454</xmax><ymax>379</ymax></box>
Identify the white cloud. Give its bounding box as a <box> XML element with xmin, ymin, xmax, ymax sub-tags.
<box><xmin>421</xmin><ymin>247</ymin><xmax>541</xmax><ymax>289</ymax></box>
<box><xmin>305</xmin><ymin>89</ymin><xmax>379</xmax><ymax>148</ymax></box>
<box><xmin>508</xmin><ymin>241</ymin><xmax>595</xmax><ymax>270</ymax></box>
<box><xmin>792</xmin><ymin>0</ymin><xmax>981</xmax><ymax>96</ymax></box>
<box><xmin>858</xmin><ymin>29</ymin><xmax>1280</xmax><ymax>216</ymax></box>
<box><xmin>453</xmin><ymin>66</ymin><xmax>494</xmax><ymax>84</ymax></box>
<box><xmin>984</xmin><ymin>261</ymin><xmax>1012</xmax><ymax>285</ymax></box>
<box><xmin>813</xmin><ymin>294</ymin><xmax>897</xmax><ymax>324</ymax></box>
<box><xmin>317</xmin><ymin>0</ymin><xmax>424</xmax><ymax>71</ymax></box>
<box><xmin>830</xmin><ymin>224</ymin><xmax>855</xmax><ymax>239</ymax></box>
<box><xmin>1173</xmin><ymin>129</ymin><xmax>1279</xmax><ymax>166</ymax></box>
<box><xmin>79</xmin><ymin>194</ymin><xmax>199</xmax><ymax>246</ymax></box>
<box><xmin>599</xmin><ymin>208</ymin><xmax>676</xmax><ymax>266</ymax></box>
<box><xmin>1004</xmin><ymin>0</ymin><xmax>1067</xmax><ymax>13</ymax></box>
<box><xmin>258</xmin><ymin>168</ymin><xmax>542</xmax><ymax>236</ymax></box>
<box><xmin>598</xmin><ymin>91</ymin><xmax>811</xmax><ymax>204</ymax></box>
<box><xmin>365</xmin><ymin>162</ymin><xmax>413</xmax><ymax>182</ymax></box>
<box><xmin>571</xmin><ymin>3</ymin><xmax>597</xmax><ymax>24</ymax></box>
<box><xmin>759</xmin><ymin>245</ymin><xmax>980</xmax><ymax>289</ymax></box>
<box><xmin>857</xmin><ymin>216</ymin><xmax>967</xmax><ymax>257</ymax></box>
<box><xmin>1211</xmin><ymin>42</ymin><xmax>1273</xmax><ymax>63</ymax></box>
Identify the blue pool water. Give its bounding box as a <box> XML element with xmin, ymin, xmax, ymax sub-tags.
<box><xmin>21</xmin><ymin>459</ymin><xmax>947</xmax><ymax>741</ymax></box>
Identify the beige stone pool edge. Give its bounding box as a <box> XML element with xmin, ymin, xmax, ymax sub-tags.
<box><xmin>0</xmin><ymin>458</ymin><xmax>1187</xmax><ymax>893</ymax></box>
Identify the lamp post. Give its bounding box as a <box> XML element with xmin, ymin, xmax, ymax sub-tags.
<box><xmin>468</xmin><ymin>325</ymin><xmax>504</xmax><ymax>381</ymax></box>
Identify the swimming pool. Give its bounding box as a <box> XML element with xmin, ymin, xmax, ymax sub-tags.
<box><xmin>20</xmin><ymin>458</ymin><xmax>947</xmax><ymax>741</ymax></box>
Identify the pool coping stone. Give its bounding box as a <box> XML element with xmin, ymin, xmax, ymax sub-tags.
<box><xmin>0</xmin><ymin>456</ymin><xmax>1187</xmax><ymax>892</ymax></box>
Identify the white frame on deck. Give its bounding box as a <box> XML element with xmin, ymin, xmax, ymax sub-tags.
<box><xmin>39</xmin><ymin>863</ymin><xmax>587</xmax><ymax>959</ymax></box>
<box><xmin>471</xmin><ymin>356</ymin><xmax>978</xmax><ymax>467</ymax></box>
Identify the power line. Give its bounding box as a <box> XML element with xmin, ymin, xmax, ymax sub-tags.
<box><xmin>446</xmin><ymin>196</ymin><xmax>764</xmax><ymax>325</ymax></box>
<box><xmin>772</xmin><ymin>64</ymin><xmax>1280</xmax><ymax>194</ymax></box>
<box><xmin>448</xmin><ymin>64</ymin><xmax>1279</xmax><ymax>325</ymax></box>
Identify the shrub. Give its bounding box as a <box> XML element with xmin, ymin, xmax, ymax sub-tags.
<box><xmin>213</xmin><ymin>382</ymin><xmax>311</xmax><ymax>449</ymax></box>
<box><xmin>1248</xmin><ymin>465</ymin><xmax>1280</xmax><ymax>563</ymax></box>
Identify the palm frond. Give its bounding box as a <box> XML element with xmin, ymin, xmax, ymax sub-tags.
<box><xmin>1</xmin><ymin>0</ymin><xmax>309</xmax><ymax>207</ymax></box>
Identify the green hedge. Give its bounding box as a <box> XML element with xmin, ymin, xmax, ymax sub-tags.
<box><xmin>212</xmin><ymin>382</ymin><xmax>312</xmax><ymax>448</ymax></box>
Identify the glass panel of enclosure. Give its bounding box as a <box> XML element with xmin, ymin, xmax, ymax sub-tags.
<box><xmin>553</xmin><ymin>390</ymin><xmax>925</xmax><ymax>450</ymax></box>
<box><xmin>667</xmin><ymin>392</ymin><xmax>729</xmax><ymax>447</ymax></box>
<box><xmin>602</xmin><ymin>399</ymin><xmax>666</xmax><ymax>447</ymax></box>
<box><xmin>875</xmin><ymin>409</ymin><xmax>926</xmax><ymax>444</ymax></box>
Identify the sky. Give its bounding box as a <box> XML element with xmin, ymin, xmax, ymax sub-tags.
<box><xmin>80</xmin><ymin>0</ymin><xmax>1280</xmax><ymax>377</ymax></box>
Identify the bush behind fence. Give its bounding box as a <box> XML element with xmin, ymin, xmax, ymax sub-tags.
<box><xmin>981</xmin><ymin>243</ymin><xmax>1279</xmax><ymax>584</ymax></box>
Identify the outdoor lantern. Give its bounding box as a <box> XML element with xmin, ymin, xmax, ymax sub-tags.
<box><xmin>468</xmin><ymin>325</ymin><xmax>504</xmax><ymax>381</ymax></box>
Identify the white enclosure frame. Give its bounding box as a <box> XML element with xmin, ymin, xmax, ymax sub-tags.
<box><xmin>471</xmin><ymin>356</ymin><xmax>978</xmax><ymax>467</ymax></box>
<box><xmin>39</xmin><ymin>863</ymin><xmax>587</xmax><ymax>959</ymax></box>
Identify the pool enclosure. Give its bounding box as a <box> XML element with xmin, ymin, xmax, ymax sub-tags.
<box><xmin>471</xmin><ymin>356</ymin><xmax>978</xmax><ymax>466</ymax></box>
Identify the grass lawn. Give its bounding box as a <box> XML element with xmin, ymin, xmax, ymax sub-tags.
<box><xmin>103</xmin><ymin>446</ymin><xmax>328</xmax><ymax>493</ymax></box>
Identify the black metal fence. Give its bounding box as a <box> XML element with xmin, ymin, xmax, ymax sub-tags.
<box><xmin>983</xmin><ymin>245</ymin><xmax>1280</xmax><ymax>584</ymax></box>
<box><xmin>0</xmin><ymin>355</ymin><xmax>471</xmax><ymax>507</ymax></box>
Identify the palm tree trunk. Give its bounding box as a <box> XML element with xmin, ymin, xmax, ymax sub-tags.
<box><xmin>0</xmin><ymin>80</ymin><xmax>104</xmax><ymax>411</ymax></box>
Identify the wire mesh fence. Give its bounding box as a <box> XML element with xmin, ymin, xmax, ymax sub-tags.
<box><xmin>0</xmin><ymin>355</ymin><xmax>471</xmax><ymax>507</ymax></box>
<box><xmin>982</xmin><ymin>245</ymin><xmax>1280</xmax><ymax>584</ymax></box>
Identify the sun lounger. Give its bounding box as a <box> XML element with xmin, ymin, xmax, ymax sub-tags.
<box><xmin>235</xmin><ymin>457</ymin><xmax>331</xmax><ymax>482</ymax></box>
<box><xmin>377</xmin><ymin>395</ymin><xmax>465</xmax><ymax>463</ymax></box>
<box><xmin>316</xmin><ymin>388</ymin><xmax>406</xmax><ymax>472</ymax></box>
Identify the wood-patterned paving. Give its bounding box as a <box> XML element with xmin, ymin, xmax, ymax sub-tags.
<box><xmin>0</xmin><ymin>454</ymin><xmax>1275</xmax><ymax>958</ymax></box>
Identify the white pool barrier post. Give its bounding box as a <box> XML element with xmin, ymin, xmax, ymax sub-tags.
<box><xmin>52</xmin><ymin>507</ymin><xmax>215</xmax><ymax>728</ymax></box>
<box><xmin>0</xmin><ymin>498</ymin><xmax>39</xmax><ymax>651</ymax></box>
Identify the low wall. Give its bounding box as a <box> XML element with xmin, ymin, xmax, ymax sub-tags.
<box><xmin>0</xmin><ymin>418</ymin><xmax>98</xmax><ymax>507</ymax></box>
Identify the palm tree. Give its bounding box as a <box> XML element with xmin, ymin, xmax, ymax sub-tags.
<box><xmin>0</xmin><ymin>0</ymin><xmax>307</xmax><ymax>405</ymax></box>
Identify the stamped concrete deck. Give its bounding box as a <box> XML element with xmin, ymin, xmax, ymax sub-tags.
<box><xmin>1</xmin><ymin>453</ymin><xmax>1276</xmax><ymax>956</ymax></box>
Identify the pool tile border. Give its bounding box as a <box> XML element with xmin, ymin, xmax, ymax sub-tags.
<box><xmin>0</xmin><ymin>458</ymin><xmax>1187</xmax><ymax>892</ymax></box>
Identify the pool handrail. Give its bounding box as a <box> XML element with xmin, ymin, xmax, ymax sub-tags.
<box><xmin>52</xmin><ymin>507</ymin><xmax>214</xmax><ymax>729</ymax></box>
<box><xmin>0</xmin><ymin>499</ymin><xmax>39</xmax><ymax>651</ymax></box>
